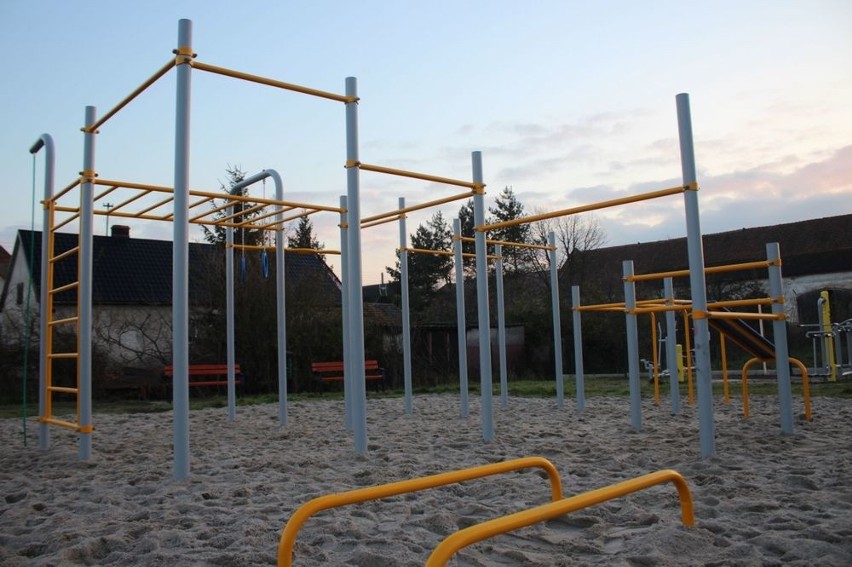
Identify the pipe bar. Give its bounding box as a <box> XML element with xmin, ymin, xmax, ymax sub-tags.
<box><xmin>39</xmin><ymin>417</ymin><xmax>82</xmax><ymax>431</ymax></box>
<box><xmin>361</xmin><ymin>215</ymin><xmax>403</xmax><ymax>229</ymax></box>
<box><xmin>47</xmin><ymin>386</ymin><xmax>78</xmax><ymax>394</ymax></box>
<box><xmin>630</xmin><ymin>259</ymin><xmax>777</xmax><ymax>282</ymax></box>
<box><xmin>361</xmin><ymin>191</ymin><xmax>473</xmax><ymax>225</ymax></box>
<box><xmin>706</xmin><ymin>311</ymin><xmax>785</xmax><ymax>321</ymax></box>
<box><xmin>456</xmin><ymin>235</ymin><xmax>556</xmax><ymax>251</ymax></box>
<box><xmin>47</xmin><ymin>352</ymin><xmax>78</xmax><ymax>359</ymax></box>
<box><xmin>49</xmin><ymin>281</ymin><xmax>79</xmax><ymax>295</ymax></box>
<box><xmin>400</xmin><ymin>247</ymin><xmax>453</xmax><ymax>257</ymax></box>
<box><xmin>51</xmin><ymin>212</ymin><xmax>80</xmax><ymax>232</ymax></box>
<box><xmin>426</xmin><ymin>469</ymin><xmax>694</xmax><ymax>566</ymax></box>
<box><xmin>190</xmin><ymin>188</ymin><xmax>345</xmax><ymax>213</ymax></box>
<box><xmin>48</xmin><ymin>316</ymin><xmax>79</xmax><ymax>327</ymax></box>
<box><xmin>192</xmin><ymin>60</ymin><xmax>355</xmax><ymax>103</ymax></box>
<box><xmin>630</xmin><ymin>305</ymin><xmax>693</xmax><ymax>314</ymax></box>
<box><xmin>92</xmin><ymin>178</ymin><xmax>175</xmax><ymax>194</ymax></box>
<box><xmin>227</xmin><ymin>243</ymin><xmax>340</xmax><ymax>255</ymax></box>
<box><xmin>105</xmin><ymin>189</ymin><xmax>153</xmax><ymax>213</ymax></box>
<box><xmin>50</xmin><ymin>246</ymin><xmax>79</xmax><ymax>263</ymax></box>
<box><xmin>53</xmin><ymin>178</ymin><xmax>82</xmax><ymax>202</ymax></box>
<box><xmin>480</xmin><ymin>184</ymin><xmax>688</xmax><ymax>232</ymax></box>
<box><xmin>93</xmin><ymin>185</ymin><xmax>120</xmax><ymax>202</ymax></box>
<box><xmin>84</xmin><ymin>59</ymin><xmax>177</xmax><ymax>133</ymax></box>
<box><xmin>135</xmin><ymin>196</ymin><xmax>176</xmax><ymax>217</ymax></box>
<box><xmin>706</xmin><ymin>297</ymin><xmax>774</xmax><ymax>309</ymax></box>
<box><xmin>357</xmin><ymin>162</ymin><xmax>480</xmax><ymax>190</ymax></box>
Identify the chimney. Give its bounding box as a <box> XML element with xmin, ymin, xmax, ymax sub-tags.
<box><xmin>111</xmin><ymin>225</ymin><xmax>130</xmax><ymax>238</ymax></box>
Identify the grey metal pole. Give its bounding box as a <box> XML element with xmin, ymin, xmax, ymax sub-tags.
<box><xmin>623</xmin><ymin>260</ymin><xmax>642</xmax><ymax>431</ymax></box>
<box><xmin>78</xmin><ymin>107</ymin><xmax>96</xmax><ymax>461</ymax></box>
<box><xmin>271</xmin><ymin>170</ymin><xmax>288</xmax><ymax>427</ymax></box>
<box><xmin>30</xmin><ymin>134</ymin><xmax>54</xmax><ymax>450</ymax></box>
<box><xmin>472</xmin><ymin>151</ymin><xmax>493</xmax><ymax>441</ymax></box>
<box><xmin>226</xmin><ymin>217</ymin><xmax>236</xmax><ymax>422</ymax></box>
<box><xmin>677</xmin><ymin>92</ymin><xmax>715</xmax><ymax>458</ymax></box>
<box><xmin>571</xmin><ymin>285</ymin><xmax>585</xmax><ymax>413</ymax></box>
<box><xmin>453</xmin><ymin>218</ymin><xmax>469</xmax><ymax>418</ymax></box>
<box><xmin>767</xmin><ymin>242</ymin><xmax>794</xmax><ymax>434</ymax></box>
<box><xmin>172</xmin><ymin>19</ymin><xmax>193</xmax><ymax>479</ymax></box>
<box><xmin>399</xmin><ymin>197</ymin><xmax>413</xmax><ymax>414</ymax></box>
<box><xmin>340</xmin><ymin>196</ymin><xmax>352</xmax><ymax>431</ymax></box>
<box><xmin>548</xmin><ymin>232</ymin><xmax>564</xmax><ymax>408</ymax></box>
<box><xmin>345</xmin><ymin>77</ymin><xmax>368</xmax><ymax>454</ymax></box>
<box><xmin>664</xmin><ymin>278</ymin><xmax>681</xmax><ymax>415</ymax></box>
<box><xmin>495</xmin><ymin>245</ymin><xmax>508</xmax><ymax>408</ymax></box>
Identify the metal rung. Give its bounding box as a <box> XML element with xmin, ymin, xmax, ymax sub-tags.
<box><xmin>48</xmin><ymin>352</ymin><xmax>79</xmax><ymax>359</ymax></box>
<box><xmin>39</xmin><ymin>417</ymin><xmax>81</xmax><ymax>431</ymax></box>
<box><xmin>48</xmin><ymin>386</ymin><xmax>79</xmax><ymax>394</ymax></box>
<box><xmin>49</xmin><ymin>316</ymin><xmax>79</xmax><ymax>327</ymax></box>
<box><xmin>50</xmin><ymin>281</ymin><xmax>80</xmax><ymax>295</ymax></box>
<box><xmin>50</xmin><ymin>246</ymin><xmax>80</xmax><ymax>263</ymax></box>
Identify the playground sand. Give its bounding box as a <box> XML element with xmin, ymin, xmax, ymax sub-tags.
<box><xmin>1</xmin><ymin>394</ymin><xmax>851</xmax><ymax>566</ymax></box>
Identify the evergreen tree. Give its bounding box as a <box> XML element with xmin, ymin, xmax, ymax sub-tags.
<box><xmin>288</xmin><ymin>215</ymin><xmax>325</xmax><ymax>260</ymax></box>
<box><xmin>488</xmin><ymin>186</ymin><xmax>531</xmax><ymax>272</ymax></box>
<box><xmin>201</xmin><ymin>166</ymin><xmax>267</xmax><ymax>247</ymax></box>
<box><xmin>386</xmin><ymin>211</ymin><xmax>453</xmax><ymax>310</ymax></box>
<box><xmin>457</xmin><ymin>199</ymin><xmax>477</xmax><ymax>276</ymax></box>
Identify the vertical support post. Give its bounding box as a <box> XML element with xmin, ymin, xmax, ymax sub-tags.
<box><xmin>677</xmin><ymin>92</ymin><xmax>715</xmax><ymax>458</ymax></box>
<box><xmin>767</xmin><ymin>242</ymin><xmax>794</xmax><ymax>434</ymax></box>
<box><xmin>271</xmin><ymin>170</ymin><xmax>287</xmax><ymax>427</ymax></box>
<box><xmin>664</xmin><ymin>278</ymin><xmax>681</xmax><ymax>415</ymax></box>
<box><xmin>226</xmin><ymin>217</ymin><xmax>236</xmax><ymax>422</ymax></box>
<box><xmin>453</xmin><ymin>218</ymin><xmax>469</xmax><ymax>418</ymax></box>
<box><xmin>472</xmin><ymin>151</ymin><xmax>494</xmax><ymax>442</ymax></box>
<box><xmin>571</xmin><ymin>286</ymin><xmax>585</xmax><ymax>413</ymax></box>
<box><xmin>495</xmin><ymin>245</ymin><xmax>508</xmax><ymax>408</ymax></box>
<box><xmin>172</xmin><ymin>19</ymin><xmax>193</xmax><ymax>479</ymax></box>
<box><xmin>399</xmin><ymin>197</ymin><xmax>413</xmax><ymax>415</ymax></box>
<box><xmin>345</xmin><ymin>77</ymin><xmax>368</xmax><ymax>454</ymax></box>
<box><xmin>30</xmin><ymin>134</ymin><xmax>54</xmax><ymax>450</ymax></box>
<box><xmin>623</xmin><ymin>260</ymin><xmax>642</xmax><ymax>431</ymax></box>
<box><xmin>548</xmin><ymin>232</ymin><xmax>564</xmax><ymax>408</ymax></box>
<box><xmin>78</xmin><ymin>107</ymin><xmax>96</xmax><ymax>461</ymax></box>
<box><xmin>340</xmin><ymin>196</ymin><xmax>352</xmax><ymax>430</ymax></box>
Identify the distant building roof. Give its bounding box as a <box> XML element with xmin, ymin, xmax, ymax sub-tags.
<box><xmin>1</xmin><ymin>228</ymin><xmax>341</xmax><ymax>307</ymax></box>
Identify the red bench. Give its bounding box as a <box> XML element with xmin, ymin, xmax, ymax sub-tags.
<box><xmin>312</xmin><ymin>360</ymin><xmax>385</xmax><ymax>392</ymax></box>
<box><xmin>162</xmin><ymin>364</ymin><xmax>244</xmax><ymax>393</ymax></box>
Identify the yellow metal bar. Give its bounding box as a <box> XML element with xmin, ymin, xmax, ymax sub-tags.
<box><xmin>48</xmin><ymin>386</ymin><xmax>78</xmax><ymax>394</ymax></box>
<box><xmin>720</xmin><ymin>333</ymin><xmax>730</xmax><ymax>404</ymax></box>
<box><xmin>93</xmin><ymin>185</ymin><xmax>120</xmax><ymax>203</ymax></box>
<box><xmin>629</xmin><ymin>268</ymin><xmax>690</xmax><ymax>282</ymax></box>
<box><xmin>456</xmin><ymin>235</ymin><xmax>556</xmax><ymax>251</ymax></box>
<box><xmin>362</xmin><ymin>191</ymin><xmax>475</xmax><ymax>225</ymax></box>
<box><xmin>426</xmin><ymin>469</ymin><xmax>694</xmax><ymax>566</ymax></box>
<box><xmin>52</xmin><ymin>178</ymin><xmax>83</xmax><ymax>202</ymax></box>
<box><xmin>192</xmin><ymin>60</ymin><xmax>356</xmax><ymax>103</ymax></box>
<box><xmin>84</xmin><ymin>59</ymin><xmax>177</xmax><ymax>133</ymax></box>
<box><xmin>48</xmin><ymin>316</ymin><xmax>79</xmax><ymax>327</ymax></box>
<box><xmin>93</xmin><ymin>178</ymin><xmax>175</xmax><ymax>194</ymax></box>
<box><xmin>50</xmin><ymin>246</ymin><xmax>79</xmax><ymax>263</ymax></box>
<box><xmin>651</xmin><ymin>312</ymin><xmax>660</xmax><ymax>405</ymax></box>
<box><xmin>683</xmin><ymin>311</ymin><xmax>694</xmax><ymax>405</ymax></box>
<box><xmin>278</xmin><ymin>457</ymin><xmax>564</xmax><ymax>566</ymax></box>
<box><xmin>741</xmin><ymin>357</ymin><xmax>760</xmax><ymax>418</ymax></box>
<box><xmin>51</xmin><ymin>212</ymin><xmax>81</xmax><ymax>232</ymax></box>
<box><xmin>356</xmin><ymin>162</ymin><xmax>480</xmax><ymax>190</ymax></box>
<box><xmin>480</xmin><ymin>184</ymin><xmax>689</xmax><ymax>232</ymax></box>
<box><xmin>108</xmin><ymin>189</ymin><xmax>154</xmax><ymax>213</ymax></box>
<box><xmin>401</xmin><ymin>247</ymin><xmax>454</xmax><ymax>257</ymax></box>
<box><xmin>48</xmin><ymin>352</ymin><xmax>78</xmax><ymax>359</ymax></box>
<box><xmin>789</xmin><ymin>358</ymin><xmax>812</xmax><ymax>421</ymax></box>
<box><xmin>286</xmin><ymin>247</ymin><xmax>340</xmax><ymax>255</ymax></box>
<box><xmin>49</xmin><ymin>281</ymin><xmax>79</xmax><ymax>295</ymax></box>
<box><xmin>37</xmin><ymin>417</ymin><xmax>81</xmax><ymax>431</ymax></box>
<box><xmin>189</xmin><ymin>188</ymin><xmax>345</xmax><ymax>214</ymax></box>
<box><xmin>707</xmin><ymin>311</ymin><xmax>786</xmax><ymax>321</ymax></box>
<box><xmin>135</xmin><ymin>196</ymin><xmax>176</xmax><ymax>217</ymax></box>
<box><xmin>707</xmin><ymin>298</ymin><xmax>773</xmax><ymax>310</ymax></box>
<box><xmin>631</xmin><ymin>305</ymin><xmax>693</xmax><ymax>315</ymax></box>
<box><xmin>361</xmin><ymin>215</ymin><xmax>404</xmax><ymax>230</ymax></box>
<box><xmin>631</xmin><ymin>260</ymin><xmax>777</xmax><ymax>283</ymax></box>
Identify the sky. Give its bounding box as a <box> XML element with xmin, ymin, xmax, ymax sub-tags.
<box><xmin>1</xmin><ymin>1</ymin><xmax>850</xmax><ymax>285</ymax></box>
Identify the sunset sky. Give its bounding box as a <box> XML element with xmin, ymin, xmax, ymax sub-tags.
<box><xmin>2</xmin><ymin>1</ymin><xmax>850</xmax><ymax>284</ymax></box>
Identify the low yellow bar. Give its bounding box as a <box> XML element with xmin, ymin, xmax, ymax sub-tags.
<box><xmin>52</xmin><ymin>177</ymin><xmax>82</xmax><ymax>202</ymax></box>
<box><xmin>193</xmin><ymin>60</ymin><xmax>355</xmax><ymax>103</ymax></box>
<box><xmin>93</xmin><ymin>178</ymin><xmax>174</xmax><ymax>194</ymax></box>
<box><xmin>705</xmin><ymin>259</ymin><xmax>773</xmax><ymax>274</ymax></box>
<box><xmin>93</xmin><ymin>185</ymin><xmax>120</xmax><ymax>203</ymax></box>
<box><xmin>48</xmin><ymin>317</ymin><xmax>79</xmax><ymax>327</ymax></box>
<box><xmin>278</xmin><ymin>457</ymin><xmax>563</xmax><ymax>566</ymax></box>
<box><xmin>361</xmin><ymin>215</ymin><xmax>404</xmax><ymax>230</ymax></box>
<box><xmin>456</xmin><ymin>235</ymin><xmax>556</xmax><ymax>251</ymax></box>
<box><xmin>84</xmin><ymin>58</ymin><xmax>177</xmax><ymax>133</ymax></box>
<box><xmin>135</xmin><ymin>196</ymin><xmax>176</xmax><ymax>217</ymax></box>
<box><xmin>707</xmin><ymin>311</ymin><xmax>785</xmax><ymax>321</ymax></box>
<box><xmin>480</xmin><ymin>184</ymin><xmax>687</xmax><ymax>232</ymax></box>
<box><xmin>38</xmin><ymin>417</ymin><xmax>81</xmax><ymax>431</ymax></box>
<box><xmin>707</xmin><ymin>298</ymin><xmax>773</xmax><ymax>309</ymax></box>
<box><xmin>52</xmin><ymin>213</ymin><xmax>81</xmax><ymax>232</ymax></box>
<box><xmin>401</xmin><ymin>247</ymin><xmax>454</xmax><ymax>257</ymax></box>
<box><xmin>189</xmin><ymin>188</ymin><xmax>345</xmax><ymax>214</ymax></box>
<box><xmin>631</xmin><ymin>305</ymin><xmax>693</xmax><ymax>315</ymax></box>
<box><xmin>108</xmin><ymin>189</ymin><xmax>153</xmax><ymax>213</ymax></box>
<box><xmin>48</xmin><ymin>386</ymin><xmax>78</xmax><ymax>394</ymax></box>
<box><xmin>357</xmin><ymin>162</ymin><xmax>479</xmax><ymax>190</ymax></box>
<box><xmin>48</xmin><ymin>352</ymin><xmax>78</xmax><ymax>359</ymax></box>
<box><xmin>629</xmin><ymin>268</ymin><xmax>690</xmax><ymax>282</ymax></box>
<box><xmin>426</xmin><ymin>469</ymin><xmax>694</xmax><ymax>566</ymax></box>
<box><xmin>49</xmin><ymin>281</ymin><xmax>79</xmax><ymax>295</ymax></box>
<box><xmin>362</xmin><ymin>191</ymin><xmax>473</xmax><ymax>225</ymax></box>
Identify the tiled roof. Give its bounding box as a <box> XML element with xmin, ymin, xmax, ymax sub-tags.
<box><xmin>10</xmin><ymin>230</ymin><xmax>340</xmax><ymax>306</ymax></box>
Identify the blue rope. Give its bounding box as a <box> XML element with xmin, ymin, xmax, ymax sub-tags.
<box><xmin>240</xmin><ymin>254</ymin><xmax>247</xmax><ymax>282</ymax></box>
<box><xmin>261</xmin><ymin>249</ymin><xmax>269</xmax><ymax>279</ymax></box>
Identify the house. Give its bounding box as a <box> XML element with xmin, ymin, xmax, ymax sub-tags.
<box><xmin>0</xmin><ymin>226</ymin><xmax>342</xmax><ymax>375</ymax></box>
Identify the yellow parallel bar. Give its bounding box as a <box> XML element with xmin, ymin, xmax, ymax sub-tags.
<box><xmin>426</xmin><ymin>469</ymin><xmax>694</xmax><ymax>566</ymax></box>
<box><xmin>51</xmin><ymin>177</ymin><xmax>82</xmax><ymax>202</ymax></box>
<box><xmin>93</xmin><ymin>185</ymin><xmax>120</xmax><ymax>203</ymax></box>
<box><xmin>50</xmin><ymin>246</ymin><xmax>79</xmax><ymax>263</ymax></box>
<box><xmin>93</xmin><ymin>178</ymin><xmax>175</xmax><ymax>194</ymax></box>
<box><xmin>48</xmin><ymin>352</ymin><xmax>78</xmax><ymax>359</ymax></box>
<box><xmin>706</xmin><ymin>297</ymin><xmax>773</xmax><ymax>309</ymax></box>
<box><xmin>456</xmin><ymin>236</ymin><xmax>556</xmax><ymax>251</ymax></box>
<box><xmin>51</xmin><ymin>212</ymin><xmax>81</xmax><ymax>232</ymax></box>
<box><xmin>480</xmin><ymin>184</ymin><xmax>689</xmax><ymax>232</ymax></box>
<box><xmin>48</xmin><ymin>386</ymin><xmax>78</xmax><ymax>394</ymax></box>
<box><xmin>135</xmin><ymin>196</ymin><xmax>176</xmax><ymax>217</ymax></box>
<box><xmin>789</xmin><ymin>358</ymin><xmax>812</xmax><ymax>421</ymax></box>
<box><xmin>192</xmin><ymin>60</ymin><xmax>356</xmax><ymax>103</ymax></box>
<box><xmin>362</xmin><ymin>191</ymin><xmax>473</xmax><ymax>225</ymax></box>
<box><xmin>631</xmin><ymin>305</ymin><xmax>693</xmax><ymax>315</ymax></box>
<box><xmin>48</xmin><ymin>317</ymin><xmax>79</xmax><ymax>327</ymax></box>
<box><xmin>361</xmin><ymin>215</ymin><xmax>404</xmax><ymax>230</ymax></box>
<box><xmin>707</xmin><ymin>311</ymin><xmax>785</xmax><ymax>321</ymax></box>
<box><xmin>629</xmin><ymin>268</ymin><xmax>690</xmax><ymax>282</ymax></box>
<box><xmin>108</xmin><ymin>189</ymin><xmax>154</xmax><ymax>213</ymax></box>
<box><xmin>401</xmin><ymin>247</ymin><xmax>454</xmax><ymax>257</ymax></box>
<box><xmin>228</xmin><ymin>244</ymin><xmax>341</xmax><ymax>255</ymax></box>
<box><xmin>357</xmin><ymin>162</ymin><xmax>480</xmax><ymax>190</ymax></box>
<box><xmin>705</xmin><ymin>259</ymin><xmax>774</xmax><ymax>274</ymax></box>
<box><xmin>38</xmin><ymin>417</ymin><xmax>81</xmax><ymax>431</ymax></box>
<box><xmin>49</xmin><ymin>281</ymin><xmax>79</xmax><ymax>295</ymax></box>
<box><xmin>83</xmin><ymin>59</ymin><xmax>177</xmax><ymax>133</ymax></box>
<box><xmin>189</xmin><ymin>188</ymin><xmax>345</xmax><ymax>214</ymax></box>
<box><xmin>278</xmin><ymin>457</ymin><xmax>563</xmax><ymax>566</ymax></box>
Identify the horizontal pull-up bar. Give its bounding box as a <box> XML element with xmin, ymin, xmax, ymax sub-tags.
<box><xmin>228</xmin><ymin>244</ymin><xmax>340</xmax><ymax>255</ymax></box>
<box><xmin>361</xmin><ymin>191</ymin><xmax>473</xmax><ymax>225</ymax></box>
<box><xmin>707</xmin><ymin>311</ymin><xmax>786</xmax><ymax>321</ymax></box>
<box><xmin>361</xmin><ymin>215</ymin><xmax>403</xmax><ymax>230</ymax></box>
<box><xmin>479</xmin><ymin>183</ymin><xmax>693</xmax><ymax>232</ymax></box>
<box><xmin>83</xmin><ymin>59</ymin><xmax>177</xmax><ymax>134</ymax></box>
<box><xmin>352</xmin><ymin>161</ymin><xmax>483</xmax><ymax>191</ymax></box>
<box><xmin>629</xmin><ymin>259</ymin><xmax>777</xmax><ymax>282</ymax></box>
<box><xmin>456</xmin><ymin>235</ymin><xmax>556</xmax><ymax>251</ymax></box>
<box><xmin>192</xmin><ymin>61</ymin><xmax>356</xmax><ymax>104</ymax></box>
<box><xmin>399</xmin><ymin>247</ymin><xmax>499</xmax><ymax>260</ymax></box>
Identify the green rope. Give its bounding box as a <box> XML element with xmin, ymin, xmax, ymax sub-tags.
<box><xmin>21</xmin><ymin>154</ymin><xmax>37</xmax><ymax>447</ymax></box>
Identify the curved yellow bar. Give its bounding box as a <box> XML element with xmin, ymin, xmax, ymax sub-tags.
<box><xmin>426</xmin><ymin>469</ymin><xmax>694</xmax><ymax>566</ymax></box>
<box><xmin>277</xmin><ymin>457</ymin><xmax>563</xmax><ymax>566</ymax></box>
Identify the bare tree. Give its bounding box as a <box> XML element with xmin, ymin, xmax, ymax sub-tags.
<box><xmin>528</xmin><ymin>210</ymin><xmax>607</xmax><ymax>287</ymax></box>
